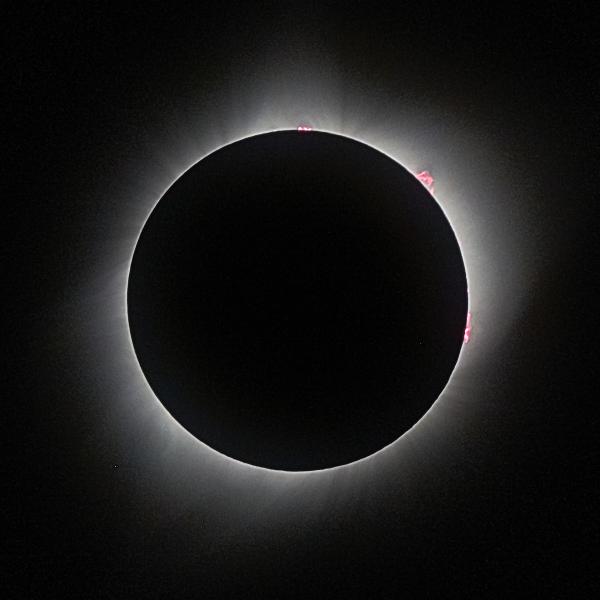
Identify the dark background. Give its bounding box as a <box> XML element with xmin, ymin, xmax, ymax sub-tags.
<box><xmin>8</xmin><ymin>3</ymin><xmax>597</xmax><ymax>598</ymax></box>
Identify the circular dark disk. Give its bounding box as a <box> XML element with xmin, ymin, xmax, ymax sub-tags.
<box><xmin>127</xmin><ymin>131</ymin><xmax>467</xmax><ymax>470</ymax></box>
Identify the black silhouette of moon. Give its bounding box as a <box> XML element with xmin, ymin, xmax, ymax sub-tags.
<box><xmin>127</xmin><ymin>131</ymin><xmax>467</xmax><ymax>470</ymax></box>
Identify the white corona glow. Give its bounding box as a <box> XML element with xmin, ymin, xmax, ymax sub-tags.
<box><xmin>83</xmin><ymin>85</ymin><xmax>534</xmax><ymax>491</ymax></box>
<box><xmin>121</xmin><ymin>126</ymin><xmax>472</xmax><ymax>476</ymax></box>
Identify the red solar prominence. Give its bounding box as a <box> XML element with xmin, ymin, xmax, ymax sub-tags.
<box><xmin>416</xmin><ymin>170</ymin><xmax>435</xmax><ymax>194</ymax></box>
<box><xmin>463</xmin><ymin>311</ymin><xmax>472</xmax><ymax>344</ymax></box>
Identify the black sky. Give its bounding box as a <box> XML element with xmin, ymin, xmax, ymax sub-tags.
<box><xmin>8</xmin><ymin>3</ymin><xmax>597</xmax><ymax>598</ymax></box>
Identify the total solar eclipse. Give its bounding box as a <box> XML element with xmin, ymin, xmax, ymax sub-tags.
<box><xmin>127</xmin><ymin>131</ymin><xmax>468</xmax><ymax>471</ymax></box>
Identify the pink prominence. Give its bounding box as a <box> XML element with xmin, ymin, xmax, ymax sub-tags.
<box><xmin>297</xmin><ymin>125</ymin><xmax>313</xmax><ymax>132</ymax></box>
<box><xmin>463</xmin><ymin>311</ymin><xmax>472</xmax><ymax>344</ymax></box>
<box><xmin>416</xmin><ymin>170</ymin><xmax>435</xmax><ymax>194</ymax></box>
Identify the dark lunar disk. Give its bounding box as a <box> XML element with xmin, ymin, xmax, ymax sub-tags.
<box><xmin>127</xmin><ymin>131</ymin><xmax>467</xmax><ymax>470</ymax></box>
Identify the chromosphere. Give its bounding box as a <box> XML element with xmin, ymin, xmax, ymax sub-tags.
<box><xmin>127</xmin><ymin>131</ymin><xmax>467</xmax><ymax>470</ymax></box>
